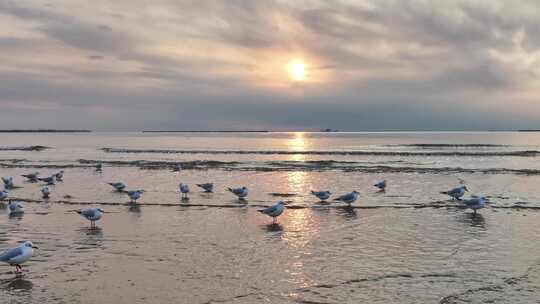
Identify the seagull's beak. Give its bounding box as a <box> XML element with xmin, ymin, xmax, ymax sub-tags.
<box><xmin>32</xmin><ymin>245</ymin><xmax>39</xmax><ymax>249</ymax></box>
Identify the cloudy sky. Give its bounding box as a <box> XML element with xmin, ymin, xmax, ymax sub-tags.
<box><xmin>1</xmin><ymin>0</ymin><xmax>540</xmax><ymax>131</ymax></box>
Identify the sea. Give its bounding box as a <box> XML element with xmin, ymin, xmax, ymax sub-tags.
<box><xmin>0</xmin><ymin>131</ymin><xmax>539</xmax><ymax>303</ymax></box>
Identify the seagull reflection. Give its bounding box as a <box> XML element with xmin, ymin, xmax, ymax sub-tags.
<box><xmin>8</xmin><ymin>212</ymin><xmax>24</xmax><ymax>220</ymax></box>
<box><xmin>263</xmin><ymin>223</ymin><xmax>283</xmax><ymax>234</ymax></box>
<box><xmin>456</xmin><ymin>212</ymin><xmax>486</xmax><ymax>229</ymax></box>
<box><xmin>76</xmin><ymin>227</ymin><xmax>104</xmax><ymax>249</ymax></box>
<box><xmin>3</xmin><ymin>278</ymin><xmax>33</xmax><ymax>292</ymax></box>
<box><xmin>335</xmin><ymin>206</ymin><xmax>358</xmax><ymax>220</ymax></box>
<box><xmin>128</xmin><ymin>204</ymin><xmax>141</xmax><ymax>213</ymax></box>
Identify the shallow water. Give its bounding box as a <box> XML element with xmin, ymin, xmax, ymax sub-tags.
<box><xmin>0</xmin><ymin>132</ymin><xmax>540</xmax><ymax>303</ymax></box>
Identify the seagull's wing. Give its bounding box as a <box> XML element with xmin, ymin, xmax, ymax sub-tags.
<box><xmin>337</xmin><ymin>192</ymin><xmax>354</xmax><ymax>201</ymax></box>
<box><xmin>260</xmin><ymin>204</ymin><xmax>279</xmax><ymax>214</ymax></box>
<box><xmin>0</xmin><ymin>246</ymin><xmax>23</xmax><ymax>262</ymax></box>
<box><xmin>80</xmin><ymin>209</ymin><xmax>97</xmax><ymax>218</ymax></box>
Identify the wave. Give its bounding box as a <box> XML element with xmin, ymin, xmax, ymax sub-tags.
<box><xmin>101</xmin><ymin>147</ymin><xmax>540</xmax><ymax>157</ymax></box>
<box><xmin>386</xmin><ymin>144</ymin><xmax>510</xmax><ymax>148</ymax></box>
<box><xmin>0</xmin><ymin>159</ymin><xmax>535</xmax><ymax>176</ymax></box>
<box><xmin>0</xmin><ymin>145</ymin><xmax>49</xmax><ymax>151</ymax></box>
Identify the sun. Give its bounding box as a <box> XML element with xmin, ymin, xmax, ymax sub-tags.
<box><xmin>287</xmin><ymin>59</ymin><xmax>306</xmax><ymax>81</ymax></box>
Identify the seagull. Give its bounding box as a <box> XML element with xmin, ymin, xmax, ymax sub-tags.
<box><xmin>179</xmin><ymin>183</ymin><xmax>190</xmax><ymax>199</ymax></box>
<box><xmin>441</xmin><ymin>186</ymin><xmax>468</xmax><ymax>200</ymax></box>
<box><xmin>8</xmin><ymin>201</ymin><xmax>24</xmax><ymax>214</ymax></box>
<box><xmin>258</xmin><ymin>201</ymin><xmax>286</xmax><ymax>223</ymax></box>
<box><xmin>335</xmin><ymin>191</ymin><xmax>360</xmax><ymax>206</ymax></box>
<box><xmin>41</xmin><ymin>186</ymin><xmax>50</xmax><ymax>199</ymax></box>
<box><xmin>0</xmin><ymin>190</ymin><xmax>8</xmax><ymax>201</ymax></box>
<box><xmin>76</xmin><ymin>208</ymin><xmax>104</xmax><ymax>228</ymax></box>
<box><xmin>311</xmin><ymin>190</ymin><xmax>331</xmax><ymax>201</ymax></box>
<box><xmin>0</xmin><ymin>241</ymin><xmax>38</xmax><ymax>275</ymax></box>
<box><xmin>127</xmin><ymin>190</ymin><xmax>144</xmax><ymax>203</ymax></box>
<box><xmin>54</xmin><ymin>170</ymin><xmax>64</xmax><ymax>181</ymax></box>
<box><xmin>227</xmin><ymin>187</ymin><xmax>248</xmax><ymax>199</ymax></box>
<box><xmin>374</xmin><ymin>180</ymin><xmax>387</xmax><ymax>192</ymax></box>
<box><xmin>196</xmin><ymin>183</ymin><xmax>214</xmax><ymax>193</ymax></box>
<box><xmin>462</xmin><ymin>196</ymin><xmax>488</xmax><ymax>215</ymax></box>
<box><xmin>2</xmin><ymin>177</ymin><xmax>14</xmax><ymax>189</ymax></box>
<box><xmin>95</xmin><ymin>163</ymin><xmax>103</xmax><ymax>171</ymax></box>
<box><xmin>108</xmin><ymin>182</ymin><xmax>126</xmax><ymax>192</ymax></box>
<box><xmin>21</xmin><ymin>172</ymin><xmax>40</xmax><ymax>182</ymax></box>
<box><xmin>38</xmin><ymin>175</ymin><xmax>56</xmax><ymax>185</ymax></box>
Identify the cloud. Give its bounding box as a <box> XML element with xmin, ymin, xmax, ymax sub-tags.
<box><xmin>0</xmin><ymin>0</ymin><xmax>539</xmax><ymax>130</ymax></box>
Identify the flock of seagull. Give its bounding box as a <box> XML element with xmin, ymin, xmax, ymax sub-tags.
<box><xmin>0</xmin><ymin>168</ymin><xmax>488</xmax><ymax>277</ymax></box>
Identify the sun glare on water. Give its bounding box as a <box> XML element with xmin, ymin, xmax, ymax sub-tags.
<box><xmin>287</xmin><ymin>59</ymin><xmax>306</xmax><ymax>82</ymax></box>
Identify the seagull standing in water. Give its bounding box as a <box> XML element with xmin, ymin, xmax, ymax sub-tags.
<box><xmin>2</xmin><ymin>177</ymin><xmax>14</xmax><ymax>189</ymax></box>
<box><xmin>374</xmin><ymin>180</ymin><xmax>387</xmax><ymax>192</ymax></box>
<box><xmin>8</xmin><ymin>201</ymin><xmax>24</xmax><ymax>214</ymax></box>
<box><xmin>76</xmin><ymin>208</ymin><xmax>104</xmax><ymax>229</ymax></box>
<box><xmin>227</xmin><ymin>187</ymin><xmax>248</xmax><ymax>199</ymax></box>
<box><xmin>258</xmin><ymin>201</ymin><xmax>286</xmax><ymax>223</ymax></box>
<box><xmin>441</xmin><ymin>186</ymin><xmax>468</xmax><ymax>200</ymax></box>
<box><xmin>127</xmin><ymin>190</ymin><xmax>144</xmax><ymax>203</ymax></box>
<box><xmin>0</xmin><ymin>241</ymin><xmax>38</xmax><ymax>275</ymax></box>
<box><xmin>21</xmin><ymin>172</ymin><xmax>39</xmax><ymax>182</ymax></box>
<box><xmin>38</xmin><ymin>175</ymin><xmax>55</xmax><ymax>185</ymax></box>
<box><xmin>108</xmin><ymin>182</ymin><xmax>126</xmax><ymax>192</ymax></box>
<box><xmin>462</xmin><ymin>196</ymin><xmax>488</xmax><ymax>215</ymax></box>
<box><xmin>179</xmin><ymin>183</ymin><xmax>190</xmax><ymax>199</ymax></box>
<box><xmin>311</xmin><ymin>190</ymin><xmax>331</xmax><ymax>202</ymax></box>
<box><xmin>0</xmin><ymin>190</ymin><xmax>8</xmax><ymax>201</ymax></box>
<box><xmin>41</xmin><ymin>186</ymin><xmax>51</xmax><ymax>199</ymax></box>
<box><xmin>54</xmin><ymin>170</ymin><xmax>64</xmax><ymax>181</ymax></box>
<box><xmin>335</xmin><ymin>191</ymin><xmax>360</xmax><ymax>206</ymax></box>
<box><xmin>196</xmin><ymin>183</ymin><xmax>214</xmax><ymax>193</ymax></box>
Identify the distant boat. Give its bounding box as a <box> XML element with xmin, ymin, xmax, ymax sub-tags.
<box><xmin>321</xmin><ymin>128</ymin><xmax>339</xmax><ymax>132</ymax></box>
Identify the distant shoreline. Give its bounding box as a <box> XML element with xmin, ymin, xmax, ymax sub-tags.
<box><xmin>0</xmin><ymin>130</ymin><xmax>92</xmax><ymax>133</ymax></box>
<box><xmin>142</xmin><ymin>130</ymin><xmax>270</xmax><ymax>133</ymax></box>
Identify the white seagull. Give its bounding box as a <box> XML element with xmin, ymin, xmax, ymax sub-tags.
<box><xmin>54</xmin><ymin>170</ymin><xmax>64</xmax><ymax>181</ymax></box>
<box><xmin>0</xmin><ymin>190</ymin><xmax>8</xmax><ymax>201</ymax></box>
<box><xmin>41</xmin><ymin>186</ymin><xmax>51</xmax><ymax>199</ymax></box>
<box><xmin>196</xmin><ymin>183</ymin><xmax>214</xmax><ymax>193</ymax></box>
<box><xmin>76</xmin><ymin>208</ymin><xmax>104</xmax><ymax>228</ymax></box>
<box><xmin>2</xmin><ymin>177</ymin><xmax>14</xmax><ymax>189</ymax></box>
<box><xmin>127</xmin><ymin>190</ymin><xmax>144</xmax><ymax>203</ymax></box>
<box><xmin>335</xmin><ymin>191</ymin><xmax>360</xmax><ymax>206</ymax></box>
<box><xmin>179</xmin><ymin>183</ymin><xmax>190</xmax><ymax>199</ymax></box>
<box><xmin>311</xmin><ymin>190</ymin><xmax>331</xmax><ymax>201</ymax></box>
<box><xmin>8</xmin><ymin>201</ymin><xmax>24</xmax><ymax>214</ymax></box>
<box><xmin>38</xmin><ymin>175</ymin><xmax>56</xmax><ymax>185</ymax></box>
<box><xmin>374</xmin><ymin>180</ymin><xmax>387</xmax><ymax>191</ymax></box>
<box><xmin>441</xmin><ymin>186</ymin><xmax>468</xmax><ymax>200</ymax></box>
<box><xmin>462</xmin><ymin>196</ymin><xmax>488</xmax><ymax>215</ymax></box>
<box><xmin>227</xmin><ymin>187</ymin><xmax>248</xmax><ymax>199</ymax></box>
<box><xmin>21</xmin><ymin>172</ymin><xmax>39</xmax><ymax>182</ymax></box>
<box><xmin>0</xmin><ymin>241</ymin><xmax>38</xmax><ymax>275</ymax></box>
<box><xmin>108</xmin><ymin>182</ymin><xmax>127</xmax><ymax>192</ymax></box>
<box><xmin>258</xmin><ymin>201</ymin><xmax>286</xmax><ymax>223</ymax></box>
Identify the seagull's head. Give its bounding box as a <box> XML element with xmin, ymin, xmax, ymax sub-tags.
<box><xmin>97</xmin><ymin>208</ymin><xmax>105</xmax><ymax>213</ymax></box>
<box><xmin>353</xmin><ymin>190</ymin><xmax>360</xmax><ymax>194</ymax></box>
<box><xmin>24</xmin><ymin>241</ymin><xmax>38</xmax><ymax>249</ymax></box>
<box><xmin>278</xmin><ymin>201</ymin><xmax>288</xmax><ymax>205</ymax></box>
<box><xmin>463</xmin><ymin>186</ymin><xmax>469</xmax><ymax>192</ymax></box>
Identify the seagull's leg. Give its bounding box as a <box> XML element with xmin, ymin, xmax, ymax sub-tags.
<box><xmin>15</xmin><ymin>265</ymin><xmax>22</xmax><ymax>275</ymax></box>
